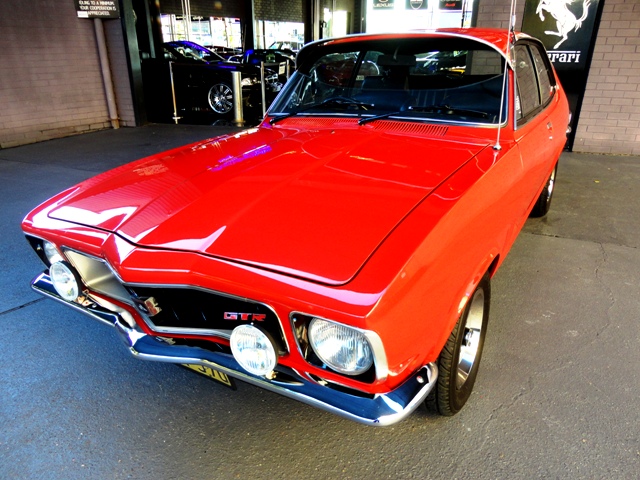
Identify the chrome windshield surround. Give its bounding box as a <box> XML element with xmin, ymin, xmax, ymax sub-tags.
<box><xmin>31</xmin><ymin>270</ymin><xmax>436</xmax><ymax>426</ymax></box>
<box><xmin>290</xmin><ymin>312</ymin><xmax>389</xmax><ymax>383</ymax></box>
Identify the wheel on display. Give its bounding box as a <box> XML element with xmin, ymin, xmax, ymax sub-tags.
<box><xmin>208</xmin><ymin>83</ymin><xmax>233</xmax><ymax>115</ymax></box>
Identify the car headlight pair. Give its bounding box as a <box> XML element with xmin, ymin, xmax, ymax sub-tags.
<box><xmin>230</xmin><ymin>317</ymin><xmax>375</xmax><ymax>379</ymax></box>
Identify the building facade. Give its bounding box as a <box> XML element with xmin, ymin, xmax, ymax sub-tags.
<box><xmin>1</xmin><ymin>0</ymin><xmax>639</xmax><ymax>155</ymax></box>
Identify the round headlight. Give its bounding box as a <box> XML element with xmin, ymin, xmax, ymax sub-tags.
<box><xmin>49</xmin><ymin>261</ymin><xmax>81</xmax><ymax>302</ymax></box>
<box><xmin>230</xmin><ymin>325</ymin><xmax>277</xmax><ymax>377</ymax></box>
<box><xmin>43</xmin><ymin>241</ymin><xmax>64</xmax><ymax>265</ymax></box>
<box><xmin>308</xmin><ymin>318</ymin><xmax>373</xmax><ymax>375</ymax></box>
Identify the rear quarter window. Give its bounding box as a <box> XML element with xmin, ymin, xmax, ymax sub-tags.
<box><xmin>514</xmin><ymin>42</ymin><xmax>556</xmax><ymax>125</ymax></box>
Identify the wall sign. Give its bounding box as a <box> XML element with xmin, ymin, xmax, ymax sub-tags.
<box><xmin>439</xmin><ymin>0</ymin><xmax>462</xmax><ymax>10</ymax></box>
<box><xmin>74</xmin><ymin>0</ymin><xmax>120</xmax><ymax>19</ymax></box>
<box><xmin>407</xmin><ymin>0</ymin><xmax>429</xmax><ymax>10</ymax></box>
<box><xmin>522</xmin><ymin>0</ymin><xmax>604</xmax><ymax>150</ymax></box>
<box><xmin>373</xmin><ymin>0</ymin><xmax>395</xmax><ymax>9</ymax></box>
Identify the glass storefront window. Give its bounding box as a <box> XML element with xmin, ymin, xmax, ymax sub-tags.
<box><xmin>255</xmin><ymin>21</ymin><xmax>304</xmax><ymax>51</ymax></box>
<box><xmin>161</xmin><ymin>14</ymin><xmax>241</xmax><ymax>49</ymax></box>
<box><xmin>366</xmin><ymin>0</ymin><xmax>475</xmax><ymax>33</ymax></box>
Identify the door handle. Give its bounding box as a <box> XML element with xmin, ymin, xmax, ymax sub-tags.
<box><xmin>547</xmin><ymin>121</ymin><xmax>553</xmax><ymax>140</ymax></box>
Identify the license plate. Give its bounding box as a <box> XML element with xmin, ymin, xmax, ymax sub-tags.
<box><xmin>182</xmin><ymin>364</ymin><xmax>236</xmax><ymax>389</ymax></box>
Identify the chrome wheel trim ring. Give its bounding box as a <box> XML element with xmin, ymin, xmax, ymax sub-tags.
<box><xmin>456</xmin><ymin>288</ymin><xmax>485</xmax><ymax>390</ymax></box>
<box><xmin>546</xmin><ymin>166</ymin><xmax>556</xmax><ymax>203</ymax></box>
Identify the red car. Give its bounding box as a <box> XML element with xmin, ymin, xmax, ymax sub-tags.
<box><xmin>23</xmin><ymin>29</ymin><xmax>569</xmax><ymax>425</ymax></box>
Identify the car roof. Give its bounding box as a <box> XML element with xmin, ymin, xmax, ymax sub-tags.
<box><xmin>297</xmin><ymin>28</ymin><xmax>535</xmax><ymax>69</ymax></box>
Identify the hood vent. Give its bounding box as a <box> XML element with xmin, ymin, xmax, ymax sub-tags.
<box><xmin>370</xmin><ymin>121</ymin><xmax>448</xmax><ymax>137</ymax></box>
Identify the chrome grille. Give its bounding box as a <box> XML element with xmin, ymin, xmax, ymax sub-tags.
<box><xmin>127</xmin><ymin>285</ymin><xmax>288</xmax><ymax>354</ymax></box>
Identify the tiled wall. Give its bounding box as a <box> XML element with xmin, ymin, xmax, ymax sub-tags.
<box><xmin>0</xmin><ymin>1</ymin><xmax>134</xmax><ymax>148</ymax></box>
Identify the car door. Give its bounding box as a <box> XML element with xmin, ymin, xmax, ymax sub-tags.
<box><xmin>512</xmin><ymin>41</ymin><xmax>559</xmax><ymax>216</ymax></box>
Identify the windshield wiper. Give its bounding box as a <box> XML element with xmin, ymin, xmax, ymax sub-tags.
<box><xmin>358</xmin><ymin>103</ymin><xmax>491</xmax><ymax>126</ymax></box>
<box><xmin>358</xmin><ymin>110</ymin><xmax>404</xmax><ymax>126</ymax></box>
<box><xmin>410</xmin><ymin>104</ymin><xmax>489</xmax><ymax>119</ymax></box>
<box><xmin>269</xmin><ymin>97</ymin><xmax>372</xmax><ymax>125</ymax></box>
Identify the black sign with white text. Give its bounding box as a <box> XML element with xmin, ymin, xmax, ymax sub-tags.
<box><xmin>74</xmin><ymin>0</ymin><xmax>120</xmax><ymax>19</ymax></box>
<box><xmin>522</xmin><ymin>0</ymin><xmax>604</xmax><ymax>150</ymax></box>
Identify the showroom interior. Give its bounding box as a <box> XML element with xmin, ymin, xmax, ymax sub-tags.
<box><xmin>1</xmin><ymin>0</ymin><xmax>638</xmax><ymax>155</ymax></box>
<box><xmin>2</xmin><ymin>2</ymin><xmax>639</xmax><ymax>479</ymax></box>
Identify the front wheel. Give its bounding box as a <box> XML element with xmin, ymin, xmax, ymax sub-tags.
<box><xmin>207</xmin><ymin>83</ymin><xmax>233</xmax><ymax>115</ymax></box>
<box><xmin>529</xmin><ymin>162</ymin><xmax>558</xmax><ymax>218</ymax></box>
<box><xmin>426</xmin><ymin>275</ymin><xmax>490</xmax><ymax>416</ymax></box>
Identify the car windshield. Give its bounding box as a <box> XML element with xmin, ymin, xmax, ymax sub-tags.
<box><xmin>269</xmin><ymin>37</ymin><xmax>508</xmax><ymax>125</ymax></box>
<box><xmin>166</xmin><ymin>42</ymin><xmax>225</xmax><ymax>63</ymax></box>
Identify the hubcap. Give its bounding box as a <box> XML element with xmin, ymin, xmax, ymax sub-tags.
<box><xmin>208</xmin><ymin>84</ymin><xmax>233</xmax><ymax>114</ymax></box>
<box><xmin>456</xmin><ymin>288</ymin><xmax>485</xmax><ymax>389</ymax></box>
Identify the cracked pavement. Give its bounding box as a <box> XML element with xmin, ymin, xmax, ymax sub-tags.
<box><xmin>1</xmin><ymin>127</ymin><xmax>638</xmax><ymax>479</ymax></box>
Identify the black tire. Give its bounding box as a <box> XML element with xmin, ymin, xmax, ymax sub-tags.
<box><xmin>426</xmin><ymin>275</ymin><xmax>490</xmax><ymax>416</ymax></box>
<box><xmin>529</xmin><ymin>162</ymin><xmax>558</xmax><ymax>218</ymax></box>
<box><xmin>207</xmin><ymin>83</ymin><xmax>234</xmax><ymax>116</ymax></box>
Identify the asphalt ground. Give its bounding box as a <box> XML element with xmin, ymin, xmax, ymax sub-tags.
<box><xmin>1</xmin><ymin>124</ymin><xmax>639</xmax><ymax>479</ymax></box>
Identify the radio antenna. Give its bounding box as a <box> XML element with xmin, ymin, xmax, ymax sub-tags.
<box><xmin>494</xmin><ymin>0</ymin><xmax>518</xmax><ymax>151</ymax></box>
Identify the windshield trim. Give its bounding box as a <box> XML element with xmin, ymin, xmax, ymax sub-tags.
<box><xmin>268</xmin><ymin>112</ymin><xmax>508</xmax><ymax>128</ymax></box>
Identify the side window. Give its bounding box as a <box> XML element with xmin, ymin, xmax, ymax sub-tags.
<box><xmin>530</xmin><ymin>44</ymin><xmax>555</xmax><ymax>107</ymax></box>
<box><xmin>514</xmin><ymin>44</ymin><xmax>541</xmax><ymax>121</ymax></box>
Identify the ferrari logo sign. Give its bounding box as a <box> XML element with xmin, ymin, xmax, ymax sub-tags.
<box><xmin>535</xmin><ymin>0</ymin><xmax>592</xmax><ymax>49</ymax></box>
<box><xmin>522</xmin><ymin>0</ymin><xmax>604</xmax><ymax>150</ymax></box>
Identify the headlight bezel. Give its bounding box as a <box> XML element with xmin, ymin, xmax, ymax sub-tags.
<box><xmin>308</xmin><ymin>317</ymin><xmax>373</xmax><ymax>376</ymax></box>
<box><xmin>291</xmin><ymin>313</ymin><xmax>388</xmax><ymax>383</ymax></box>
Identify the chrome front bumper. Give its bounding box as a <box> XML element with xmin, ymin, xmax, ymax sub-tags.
<box><xmin>32</xmin><ymin>272</ymin><xmax>437</xmax><ymax>426</ymax></box>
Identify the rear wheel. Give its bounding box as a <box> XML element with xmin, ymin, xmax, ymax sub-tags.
<box><xmin>529</xmin><ymin>162</ymin><xmax>558</xmax><ymax>218</ymax></box>
<box><xmin>426</xmin><ymin>275</ymin><xmax>490</xmax><ymax>416</ymax></box>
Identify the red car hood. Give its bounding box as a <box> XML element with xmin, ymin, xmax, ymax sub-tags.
<box><xmin>48</xmin><ymin>125</ymin><xmax>488</xmax><ymax>285</ymax></box>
